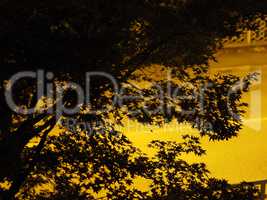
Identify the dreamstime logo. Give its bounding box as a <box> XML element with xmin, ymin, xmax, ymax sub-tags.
<box><xmin>4</xmin><ymin>69</ymin><xmax>263</xmax><ymax>132</ymax></box>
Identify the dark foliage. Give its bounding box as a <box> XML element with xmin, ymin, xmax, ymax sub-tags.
<box><xmin>0</xmin><ymin>0</ymin><xmax>266</xmax><ymax>199</ymax></box>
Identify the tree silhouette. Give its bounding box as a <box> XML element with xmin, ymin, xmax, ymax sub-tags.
<box><xmin>0</xmin><ymin>0</ymin><xmax>266</xmax><ymax>199</ymax></box>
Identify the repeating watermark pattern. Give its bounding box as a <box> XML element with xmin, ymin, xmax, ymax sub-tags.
<box><xmin>4</xmin><ymin>69</ymin><xmax>262</xmax><ymax>133</ymax></box>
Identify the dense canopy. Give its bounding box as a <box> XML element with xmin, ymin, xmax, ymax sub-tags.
<box><xmin>0</xmin><ymin>0</ymin><xmax>266</xmax><ymax>199</ymax></box>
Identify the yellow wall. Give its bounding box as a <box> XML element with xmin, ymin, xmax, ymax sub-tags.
<box><xmin>124</xmin><ymin>47</ymin><xmax>267</xmax><ymax>183</ymax></box>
